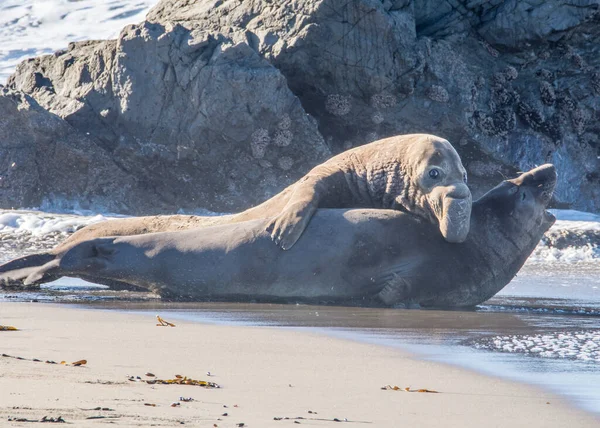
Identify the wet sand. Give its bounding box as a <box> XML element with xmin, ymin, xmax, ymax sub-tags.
<box><xmin>1</xmin><ymin>303</ymin><xmax>598</xmax><ymax>427</ymax></box>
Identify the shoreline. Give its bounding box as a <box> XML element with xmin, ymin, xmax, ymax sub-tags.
<box><xmin>1</xmin><ymin>302</ymin><xmax>598</xmax><ymax>427</ymax></box>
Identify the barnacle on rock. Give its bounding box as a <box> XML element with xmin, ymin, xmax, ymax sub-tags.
<box><xmin>493</xmin><ymin>108</ymin><xmax>516</xmax><ymax>136</ymax></box>
<box><xmin>571</xmin><ymin>53</ymin><xmax>585</xmax><ymax>69</ymax></box>
<box><xmin>535</xmin><ymin>69</ymin><xmax>553</xmax><ymax>81</ymax></box>
<box><xmin>538</xmin><ymin>50</ymin><xmax>550</xmax><ymax>60</ymax></box>
<box><xmin>591</xmin><ymin>72</ymin><xmax>600</xmax><ymax>95</ymax></box>
<box><xmin>542</xmin><ymin>116</ymin><xmax>563</xmax><ymax>141</ymax></box>
<box><xmin>371</xmin><ymin>92</ymin><xmax>397</xmax><ymax>109</ymax></box>
<box><xmin>474</xmin><ymin>107</ymin><xmax>515</xmax><ymax>137</ymax></box>
<box><xmin>250</xmin><ymin>128</ymin><xmax>270</xmax><ymax>159</ymax></box>
<box><xmin>278</xmin><ymin>114</ymin><xmax>291</xmax><ymax>130</ymax></box>
<box><xmin>277</xmin><ymin>156</ymin><xmax>294</xmax><ymax>170</ymax></box>
<box><xmin>516</xmin><ymin>101</ymin><xmax>544</xmax><ymax>132</ymax></box>
<box><xmin>480</xmin><ymin>39</ymin><xmax>499</xmax><ymax>57</ymax></box>
<box><xmin>493</xmin><ymin>85</ymin><xmax>517</xmax><ymax>107</ymax></box>
<box><xmin>571</xmin><ymin>108</ymin><xmax>589</xmax><ymax>136</ymax></box>
<box><xmin>472</xmin><ymin>111</ymin><xmax>496</xmax><ymax>136</ymax></box>
<box><xmin>557</xmin><ymin>96</ymin><xmax>575</xmax><ymax>111</ymax></box>
<box><xmin>258</xmin><ymin>159</ymin><xmax>272</xmax><ymax>169</ymax></box>
<box><xmin>371</xmin><ymin>111</ymin><xmax>384</xmax><ymax>124</ymax></box>
<box><xmin>491</xmin><ymin>72</ymin><xmax>506</xmax><ymax>86</ymax></box>
<box><xmin>426</xmin><ymin>85</ymin><xmax>449</xmax><ymax>103</ymax></box>
<box><xmin>539</xmin><ymin>81</ymin><xmax>555</xmax><ymax>106</ymax></box>
<box><xmin>325</xmin><ymin>94</ymin><xmax>351</xmax><ymax>116</ymax></box>
<box><xmin>503</xmin><ymin>66</ymin><xmax>518</xmax><ymax>81</ymax></box>
<box><xmin>273</xmin><ymin>129</ymin><xmax>293</xmax><ymax>147</ymax></box>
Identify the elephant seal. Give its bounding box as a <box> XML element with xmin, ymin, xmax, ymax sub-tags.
<box><xmin>0</xmin><ymin>133</ymin><xmax>471</xmax><ymax>288</ymax></box>
<box><xmin>4</xmin><ymin>165</ymin><xmax>556</xmax><ymax>308</ymax></box>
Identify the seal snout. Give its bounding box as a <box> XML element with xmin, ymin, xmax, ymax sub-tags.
<box><xmin>444</xmin><ymin>183</ymin><xmax>470</xmax><ymax>200</ymax></box>
<box><xmin>437</xmin><ymin>183</ymin><xmax>472</xmax><ymax>243</ymax></box>
<box><xmin>529</xmin><ymin>164</ymin><xmax>557</xmax><ymax>205</ymax></box>
<box><xmin>528</xmin><ymin>163</ymin><xmax>557</xmax><ymax>186</ymax></box>
<box><xmin>510</xmin><ymin>164</ymin><xmax>557</xmax><ymax>203</ymax></box>
<box><xmin>517</xmin><ymin>164</ymin><xmax>556</xmax><ymax>187</ymax></box>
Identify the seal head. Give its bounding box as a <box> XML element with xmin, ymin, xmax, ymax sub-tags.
<box><xmin>400</xmin><ymin>136</ymin><xmax>472</xmax><ymax>243</ymax></box>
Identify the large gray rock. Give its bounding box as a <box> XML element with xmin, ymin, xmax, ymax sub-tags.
<box><xmin>138</xmin><ymin>0</ymin><xmax>600</xmax><ymax>210</ymax></box>
<box><xmin>5</xmin><ymin>0</ymin><xmax>600</xmax><ymax>213</ymax></box>
<box><xmin>0</xmin><ymin>88</ymin><xmax>160</xmax><ymax>213</ymax></box>
<box><xmin>7</xmin><ymin>22</ymin><xmax>329</xmax><ymax>213</ymax></box>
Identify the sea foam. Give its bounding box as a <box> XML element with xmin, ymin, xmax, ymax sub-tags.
<box><xmin>473</xmin><ymin>331</ymin><xmax>600</xmax><ymax>363</ymax></box>
<box><xmin>0</xmin><ymin>0</ymin><xmax>158</xmax><ymax>82</ymax></box>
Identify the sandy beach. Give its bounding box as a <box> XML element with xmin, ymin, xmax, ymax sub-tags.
<box><xmin>0</xmin><ymin>302</ymin><xmax>597</xmax><ymax>427</ymax></box>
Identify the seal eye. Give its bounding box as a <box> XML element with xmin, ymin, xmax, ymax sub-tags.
<box><xmin>429</xmin><ymin>169</ymin><xmax>440</xmax><ymax>179</ymax></box>
<box><xmin>463</xmin><ymin>172</ymin><xmax>468</xmax><ymax>184</ymax></box>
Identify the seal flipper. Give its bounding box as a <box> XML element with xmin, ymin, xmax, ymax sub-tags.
<box><xmin>265</xmin><ymin>202</ymin><xmax>317</xmax><ymax>250</ymax></box>
<box><xmin>23</xmin><ymin>259</ymin><xmax>61</xmax><ymax>286</ymax></box>
<box><xmin>377</xmin><ymin>275</ymin><xmax>413</xmax><ymax>306</ymax></box>
<box><xmin>265</xmin><ymin>175</ymin><xmax>330</xmax><ymax>250</ymax></box>
<box><xmin>0</xmin><ymin>252</ymin><xmax>57</xmax><ymax>287</ymax></box>
<box><xmin>366</xmin><ymin>257</ymin><xmax>423</xmax><ymax>306</ymax></box>
<box><xmin>0</xmin><ymin>252</ymin><xmax>55</xmax><ymax>273</ymax></box>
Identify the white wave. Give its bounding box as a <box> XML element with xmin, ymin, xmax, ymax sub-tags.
<box><xmin>530</xmin><ymin>245</ymin><xmax>600</xmax><ymax>265</ymax></box>
<box><xmin>0</xmin><ymin>0</ymin><xmax>159</xmax><ymax>83</ymax></box>
<box><xmin>549</xmin><ymin>210</ymin><xmax>600</xmax><ymax>236</ymax></box>
<box><xmin>527</xmin><ymin>245</ymin><xmax>600</xmax><ymax>264</ymax></box>
<box><xmin>525</xmin><ymin>209</ymin><xmax>600</xmax><ymax>264</ymax></box>
<box><xmin>0</xmin><ymin>209</ymin><xmax>114</xmax><ymax>235</ymax></box>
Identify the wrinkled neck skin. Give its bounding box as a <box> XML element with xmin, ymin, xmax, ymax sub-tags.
<box><xmin>435</xmin><ymin>192</ymin><xmax>552</xmax><ymax>307</ymax></box>
<box><xmin>338</xmin><ymin>142</ymin><xmax>435</xmax><ymax>221</ymax></box>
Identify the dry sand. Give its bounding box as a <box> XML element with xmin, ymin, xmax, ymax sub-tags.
<box><xmin>0</xmin><ymin>302</ymin><xmax>597</xmax><ymax>427</ymax></box>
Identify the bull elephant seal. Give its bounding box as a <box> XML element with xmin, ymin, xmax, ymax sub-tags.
<box><xmin>263</xmin><ymin>132</ymin><xmax>471</xmax><ymax>248</ymax></box>
<box><xmin>0</xmin><ymin>133</ymin><xmax>471</xmax><ymax>288</ymax></box>
<box><xmin>5</xmin><ymin>165</ymin><xmax>556</xmax><ymax>308</ymax></box>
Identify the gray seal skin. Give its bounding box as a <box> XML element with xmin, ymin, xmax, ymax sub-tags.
<box><xmin>0</xmin><ymin>133</ymin><xmax>471</xmax><ymax>288</ymax></box>
<box><xmin>11</xmin><ymin>165</ymin><xmax>556</xmax><ymax>308</ymax></box>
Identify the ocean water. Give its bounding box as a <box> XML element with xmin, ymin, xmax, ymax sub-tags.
<box><xmin>0</xmin><ymin>208</ymin><xmax>599</xmax><ymax>415</ymax></box>
<box><xmin>0</xmin><ymin>0</ymin><xmax>159</xmax><ymax>83</ymax></box>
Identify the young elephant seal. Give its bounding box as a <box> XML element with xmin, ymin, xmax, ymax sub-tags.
<box><xmin>0</xmin><ymin>134</ymin><xmax>470</xmax><ymax>287</ymax></box>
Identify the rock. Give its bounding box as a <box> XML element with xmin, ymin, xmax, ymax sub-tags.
<box><xmin>6</xmin><ymin>22</ymin><xmax>329</xmax><ymax>213</ymax></box>
<box><xmin>4</xmin><ymin>0</ymin><xmax>600</xmax><ymax>213</ymax></box>
<box><xmin>0</xmin><ymin>88</ymin><xmax>159</xmax><ymax>213</ymax></box>
<box><xmin>477</xmin><ymin>0</ymin><xmax>600</xmax><ymax>49</ymax></box>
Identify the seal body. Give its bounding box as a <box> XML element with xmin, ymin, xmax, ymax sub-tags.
<box><xmin>18</xmin><ymin>165</ymin><xmax>556</xmax><ymax>308</ymax></box>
